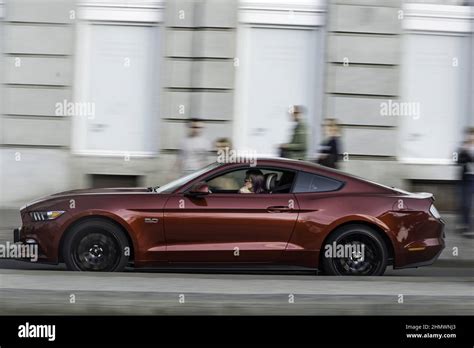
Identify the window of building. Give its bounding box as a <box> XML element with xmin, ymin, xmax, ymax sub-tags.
<box><xmin>72</xmin><ymin>4</ymin><xmax>162</xmax><ymax>156</ymax></box>
<box><xmin>399</xmin><ymin>4</ymin><xmax>472</xmax><ymax>164</ymax></box>
<box><xmin>234</xmin><ymin>1</ymin><xmax>326</xmax><ymax>157</ymax></box>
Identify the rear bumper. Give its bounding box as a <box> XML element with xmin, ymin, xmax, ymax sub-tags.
<box><xmin>394</xmin><ymin>217</ymin><xmax>446</xmax><ymax>269</ymax></box>
<box><xmin>395</xmin><ymin>242</ymin><xmax>444</xmax><ymax>269</ymax></box>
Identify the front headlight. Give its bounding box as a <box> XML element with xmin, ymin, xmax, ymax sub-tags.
<box><xmin>429</xmin><ymin>204</ymin><xmax>441</xmax><ymax>219</ymax></box>
<box><xmin>29</xmin><ymin>211</ymin><xmax>65</xmax><ymax>221</ymax></box>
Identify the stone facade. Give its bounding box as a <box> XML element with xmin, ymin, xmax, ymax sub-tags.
<box><xmin>0</xmin><ymin>0</ymin><xmax>472</xmax><ymax>210</ymax></box>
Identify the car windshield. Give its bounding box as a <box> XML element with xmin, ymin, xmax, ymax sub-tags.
<box><xmin>155</xmin><ymin>162</ymin><xmax>222</xmax><ymax>193</ymax></box>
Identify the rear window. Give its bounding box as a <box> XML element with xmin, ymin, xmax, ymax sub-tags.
<box><xmin>293</xmin><ymin>172</ymin><xmax>343</xmax><ymax>193</ymax></box>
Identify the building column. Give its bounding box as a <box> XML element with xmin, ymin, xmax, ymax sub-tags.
<box><xmin>0</xmin><ymin>0</ymin><xmax>75</xmax><ymax>208</ymax></box>
<box><xmin>324</xmin><ymin>0</ymin><xmax>403</xmax><ymax>187</ymax></box>
<box><xmin>159</xmin><ymin>0</ymin><xmax>237</xmax><ymax>181</ymax></box>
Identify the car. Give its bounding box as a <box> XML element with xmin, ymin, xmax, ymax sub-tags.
<box><xmin>13</xmin><ymin>157</ymin><xmax>445</xmax><ymax>275</ymax></box>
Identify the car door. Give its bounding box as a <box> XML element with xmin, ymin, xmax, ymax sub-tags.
<box><xmin>281</xmin><ymin>171</ymin><xmax>346</xmax><ymax>267</ymax></box>
<box><xmin>163</xmin><ymin>168</ymin><xmax>300</xmax><ymax>263</ymax></box>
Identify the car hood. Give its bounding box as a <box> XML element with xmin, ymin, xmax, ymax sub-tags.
<box><xmin>51</xmin><ymin>187</ymin><xmax>150</xmax><ymax>196</ymax></box>
<box><xmin>22</xmin><ymin>187</ymin><xmax>151</xmax><ymax>210</ymax></box>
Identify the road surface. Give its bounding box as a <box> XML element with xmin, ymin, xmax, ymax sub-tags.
<box><xmin>0</xmin><ymin>259</ymin><xmax>472</xmax><ymax>315</ymax></box>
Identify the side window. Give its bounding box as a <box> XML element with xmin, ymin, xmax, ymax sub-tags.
<box><xmin>206</xmin><ymin>168</ymin><xmax>296</xmax><ymax>194</ymax></box>
<box><xmin>207</xmin><ymin>170</ymin><xmax>246</xmax><ymax>192</ymax></box>
<box><xmin>293</xmin><ymin>172</ymin><xmax>343</xmax><ymax>193</ymax></box>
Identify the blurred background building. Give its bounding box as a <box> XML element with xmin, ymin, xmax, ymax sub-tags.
<box><xmin>0</xmin><ymin>0</ymin><xmax>473</xmax><ymax>210</ymax></box>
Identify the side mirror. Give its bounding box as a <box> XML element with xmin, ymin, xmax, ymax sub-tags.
<box><xmin>185</xmin><ymin>182</ymin><xmax>210</xmax><ymax>198</ymax></box>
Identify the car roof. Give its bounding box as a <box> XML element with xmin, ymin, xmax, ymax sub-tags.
<box><xmin>213</xmin><ymin>157</ymin><xmax>398</xmax><ymax>194</ymax></box>
<box><xmin>217</xmin><ymin>156</ymin><xmax>344</xmax><ymax>176</ymax></box>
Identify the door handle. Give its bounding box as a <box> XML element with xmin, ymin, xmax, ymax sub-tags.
<box><xmin>267</xmin><ymin>206</ymin><xmax>292</xmax><ymax>213</ymax></box>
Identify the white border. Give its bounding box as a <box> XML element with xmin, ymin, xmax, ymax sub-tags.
<box><xmin>239</xmin><ymin>0</ymin><xmax>326</xmax><ymax>27</ymax></box>
<box><xmin>403</xmin><ymin>3</ymin><xmax>473</xmax><ymax>33</ymax></box>
<box><xmin>72</xmin><ymin>149</ymin><xmax>157</xmax><ymax>157</ymax></box>
<box><xmin>78</xmin><ymin>0</ymin><xmax>165</xmax><ymax>23</ymax></box>
<box><xmin>398</xmin><ymin>157</ymin><xmax>456</xmax><ymax>165</ymax></box>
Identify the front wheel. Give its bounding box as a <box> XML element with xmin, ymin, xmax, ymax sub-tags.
<box><xmin>62</xmin><ymin>219</ymin><xmax>130</xmax><ymax>272</ymax></box>
<box><xmin>321</xmin><ymin>224</ymin><xmax>388</xmax><ymax>276</ymax></box>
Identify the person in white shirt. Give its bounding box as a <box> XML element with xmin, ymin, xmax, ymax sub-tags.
<box><xmin>178</xmin><ymin>118</ymin><xmax>211</xmax><ymax>175</ymax></box>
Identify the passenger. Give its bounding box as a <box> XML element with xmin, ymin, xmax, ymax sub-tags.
<box><xmin>239</xmin><ymin>173</ymin><xmax>266</xmax><ymax>194</ymax></box>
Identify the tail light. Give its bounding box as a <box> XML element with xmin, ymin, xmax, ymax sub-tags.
<box><xmin>429</xmin><ymin>204</ymin><xmax>441</xmax><ymax>220</ymax></box>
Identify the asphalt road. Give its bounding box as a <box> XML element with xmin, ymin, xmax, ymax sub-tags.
<box><xmin>0</xmin><ymin>259</ymin><xmax>472</xmax><ymax>315</ymax></box>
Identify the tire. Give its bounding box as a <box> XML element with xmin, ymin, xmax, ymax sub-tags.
<box><xmin>321</xmin><ymin>224</ymin><xmax>388</xmax><ymax>276</ymax></box>
<box><xmin>62</xmin><ymin>218</ymin><xmax>130</xmax><ymax>272</ymax></box>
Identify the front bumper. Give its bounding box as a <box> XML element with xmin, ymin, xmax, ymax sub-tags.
<box><xmin>13</xmin><ymin>226</ymin><xmax>56</xmax><ymax>263</ymax></box>
<box><xmin>13</xmin><ymin>228</ymin><xmax>20</xmax><ymax>243</ymax></box>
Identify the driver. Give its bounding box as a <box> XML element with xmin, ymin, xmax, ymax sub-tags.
<box><xmin>239</xmin><ymin>169</ymin><xmax>266</xmax><ymax>194</ymax></box>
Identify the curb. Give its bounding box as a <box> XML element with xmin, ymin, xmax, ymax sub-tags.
<box><xmin>433</xmin><ymin>259</ymin><xmax>474</xmax><ymax>269</ymax></box>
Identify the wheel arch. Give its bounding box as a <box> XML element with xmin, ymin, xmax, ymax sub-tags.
<box><xmin>319</xmin><ymin>220</ymin><xmax>395</xmax><ymax>267</ymax></box>
<box><xmin>58</xmin><ymin>214</ymin><xmax>136</xmax><ymax>263</ymax></box>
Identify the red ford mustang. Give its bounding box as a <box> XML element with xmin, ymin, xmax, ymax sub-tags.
<box><xmin>13</xmin><ymin>158</ymin><xmax>445</xmax><ymax>276</ymax></box>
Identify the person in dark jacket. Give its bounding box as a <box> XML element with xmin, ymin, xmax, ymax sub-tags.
<box><xmin>317</xmin><ymin>118</ymin><xmax>341</xmax><ymax>169</ymax></box>
<box><xmin>458</xmin><ymin>127</ymin><xmax>474</xmax><ymax>234</ymax></box>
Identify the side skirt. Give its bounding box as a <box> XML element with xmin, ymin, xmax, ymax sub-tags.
<box><xmin>129</xmin><ymin>263</ymin><xmax>320</xmax><ymax>275</ymax></box>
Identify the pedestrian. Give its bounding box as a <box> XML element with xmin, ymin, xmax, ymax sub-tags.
<box><xmin>215</xmin><ymin>137</ymin><xmax>232</xmax><ymax>159</ymax></box>
<box><xmin>279</xmin><ymin>105</ymin><xmax>308</xmax><ymax>160</ymax></box>
<box><xmin>317</xmin><ymin>118</ymin><xmax>341</xmax><ymax>169</ymax></box>
<box><xmin>458</xmin><ymin>127</ymin><xmax>474</xmax><ymax>234</ymax></box>
<box><xmin>178</xmin><ymin>118</ymin><xmax>211</xmax><ymax>175</ymax></box>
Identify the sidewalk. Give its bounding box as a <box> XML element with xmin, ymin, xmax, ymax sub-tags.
<box><xmin>0</xmin><ymin>209</ymin><xmax>472</xmax><ymax>266</ymax></box>
<box><xmin>434</xmin><ymin>213</ymin><xmax>474</xmax><ymax>266</ymax></box>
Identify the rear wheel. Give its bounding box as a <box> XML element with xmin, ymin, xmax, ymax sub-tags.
<box><xmin>321</xmin><ymin>224</ymin><xmax>388</xmax><ymax>276</ymax></box>
<box><xmin>62</xmin><ymin>219</ymin><xmax>130</xmax><ymax>272</ymax></box>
